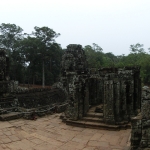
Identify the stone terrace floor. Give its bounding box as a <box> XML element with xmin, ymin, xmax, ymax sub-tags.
<box><xmin>0</xmin><ymin>113</ymin><xmax>131</xmax><ymax>150</ymax></box>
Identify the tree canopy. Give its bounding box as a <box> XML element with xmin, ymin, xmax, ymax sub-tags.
<box><xmin>0</xmin><ymin>23</ymin><xmax>150</xmax><ymax>85</ymax></box>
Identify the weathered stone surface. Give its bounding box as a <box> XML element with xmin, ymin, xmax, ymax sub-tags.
<box><xmin>131</xmin><ymin>87</ymin><xmax>150</xmax><ymax>150</ymax></box>
<box><xmin>0</xmin><ymin>48</ymin><xmax>67</xmax><ymax>120</ymax></box>
<box><xmin>60</xmin><ymin>44</ymin><xmax>141</xmax><ymax>126</ymax></box>
<box><xmin>0</xmin><ymin>114</ymin><xmax>130</xmax><ymax>149</ymax></box>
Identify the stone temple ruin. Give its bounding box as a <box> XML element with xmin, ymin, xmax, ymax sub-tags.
<box><xmin>59</xmin><ymin>44</ymin><xmax>141</xmax><ymax>129</ymax></box>
<box><xmin>0</xmin><ymin>49</ymin><xmax>67</xmax><ymax>120</ymax></box>
<box><xmin>130</xmin><ymin>87</ymin><xmax>150</xmax><ymax>150</ymax></box>
<box><xmin>1</xmin><ymin>44</ymin><xmax>150</xmax><ymax>149</ymax></box>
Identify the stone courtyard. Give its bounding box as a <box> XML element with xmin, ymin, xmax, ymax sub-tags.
<box><xmin>0</xmin><ymin>113</ymin><xmax>130</xmax><ymax>150</ymax></box>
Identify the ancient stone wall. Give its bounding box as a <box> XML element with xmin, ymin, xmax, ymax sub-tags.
<box><xmin>16</xmin><ymin>88</ymin><xmax>66</xmax><ymax>108</ymax></box>
<box><xmin>0</xmin><ymin>45</ymin><xmax>141</xmax><ymax>123</ymax></box>
<box><xmin>0</xmin><ymin>49</ymin><xmax>10</xmax><ymax>95</ymax></box>
<box><xmin>102</xmin><ymin>67</ymin><xmax>141</xmax><ymax>124</ymax></box>
<box><xmin>61</xmin><ymin>44</ymin><xmax>141</xmax><ymax>125</ymax></box>
<box><xmin>61</xmin><ymin>44</ymin><xmax>89</xmax><ymax>120</ymax></box>
<box><xmin>131</xmin><ymin>87</ymin><xmax>150</xmax><ymax>150</ymax></box>
<box><xmin>0</xmin><ymin>48</ymin><xmax>67</xmax><ymax>120</ymax></box>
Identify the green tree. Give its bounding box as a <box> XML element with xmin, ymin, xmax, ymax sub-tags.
<box><xmin>0</xmin><ymin>23</ymin><xmax>25</xmax><ymax>82</ymax></box>
<box><xmin>16</xmin><ymin>36</ymin><xmax>43</xmax><ymax>84</ymax></box>
<box><xmin>0</xmin><ymin>23</ymin><xmax>23</xmax><ymax>53</ymax></box>
<box><xmin>103</xmin><ymin>52</ymin><xmax>118</xmax><ymax>67</ymax></box>
<box><xmin>32</xmin><ymin>26</ymin><xmax>61</xmax><ymax>86</ymax></box>
<box><xmin>92</xmin><ymin>43</ymin><xmax>103</xmax><ymax>52</ymax></box>
<box><xmin>130</xmin><ymin>43</ymin><xmax>145</xmax><ymax>54</ymax></box>
<box><xmin>84</xmin><ymin>44</ymin><xmax>104</xmax><ymax>68</ymax></box>
<box><xmin>17</xmin><ymin>26</ymin><xmax>62</xmax><ymax>86</ymax></box>
<box><xmin>33</xmin><ymin>26</ymin><xmax>60</xmax><ymax>47</ymax></box>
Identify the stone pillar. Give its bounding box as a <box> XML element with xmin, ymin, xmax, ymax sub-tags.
<box><xmin>130</xmin><ymin>80</ymin><xmax>135</xmax><ymax>117</ymax></box>
<box><xmin>140</xmin><ymin>88</ymin><xmax>150</xmax><ymax>148</ymax></box>
<box><xmin>131</xmin><ymin>116</ymin><xmax>142</xmax><ymax>150</ymax></box>
<box><xmin>83</xmin><ymin>80</ymin><xmax>89</xmax><ymax>115</ymax></box>
<box><xmin>114</xmin><ymin>80</ymin><xmax>121</xmax><ymax>122</ymax></box>
<box><xmin>103</xmin><ymin>80</ymin><xmax>115</xmax><ymax>124</ymax></box>
<box><xmin>61</xmin><ymin>44</ymin><xmax>88</xmax><ymax>120</ymax></box>
<box><xmin>98</xmin><ymin>79</ymin><xmax>104</xmax><ymax>104</ymax></box>
<box><xmin>78</xmin><ymin>78</ymin><xmax>84</xmax><ymax>119</ymax></box>
<box><xmin>121</xmin><ymin>81</ymin><xmax>128</xmax><ymax>121</ymax></box>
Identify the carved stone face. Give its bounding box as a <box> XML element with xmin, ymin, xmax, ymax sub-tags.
<box><xmin>62</xmin><ymin>54</ymin><xmax>74</xmax><ymax>71</ymax></box>
<box><xmin>61</xmin><ymin>44</ymin><xmax>87</xmax><ymax>73</ymax></box>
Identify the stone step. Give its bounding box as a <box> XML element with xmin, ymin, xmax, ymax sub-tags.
<box><xmin>82</xmin><ymin>116</ymin><xmax>104</xmax><ymax>123</ymax></box>
<box><xmin>0</xmin><ymin>96</ymin><xmax>15</xmax><ymax>101</ymax></box>
<box><xmin>86</xmin><ymin>112</ymin><xmax>103</xmax><ymax>118</ymax></box>
<box><xmin>95</xmin><ymin>107</ymin><xmax>103</xmax><ymax>113</ymax></box>
<box><xmin>0</xmin><ymin>107</ymin><xmax>18</xmax><ymax>115</ymax></box>
<box><xmin>66</xmin><ymin>119</ymin><xmax>131</xmax><ymax>130</ymax></box>
<box><xmin>0</xmin><ymin>112</ymin><xmax>23</xmax><ymax>121</ymax></box>
<box><xmin>0</xmin><ymin>99</ymin><xmax>14</xmax><ymax>102</ymax></box>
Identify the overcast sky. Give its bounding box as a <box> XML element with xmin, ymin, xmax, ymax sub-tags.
<box><xmin>1</xmin><ymin>0</ymin><xmax>150</xmax><ymax>55</ymax></box>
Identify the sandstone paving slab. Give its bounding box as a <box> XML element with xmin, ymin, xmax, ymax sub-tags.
<box><xmin>8</xmin><ymin>135</ymin><xmax>20</xmax><ymax>142</ymax></box>
<box><xmin>21</xmin><ymin>139</ymin><xmax>36</xmax><ymax>147</ymax></box>
<box><xmin>55</xmin><ymin>128</ymin><xmax>79</xmax><ymax>137</ymax></box>
<box><xmin>120</xmin><ymin>136</ymin><xmax>129</xmax><ymax>147</ymax></box>
<box><xmin>6</xmin><ymin>140</ymin><xmax>35</xmax><ymax>150</ymax></box>
<box><xmin>45</xmin><ymin>127</ymin><xmax>56</xmax><ymax>133</ymax></box>
<box><xmin>0</xmin><ymin>121</ymin><xmax>13</xmax><ymax>129</ymax></box>
<box><xmin>1</xmin><ymin>137</ymin><xmax>12</xmax><ymax>144</ymax></box>
<box><xmin>90</xmin><ymin>133</ymin><xmax>103</xmax><ymax>141</ymax></box>
<box><xmin>0</xmin><ymin>134</ymin><xmax>7</xmax><ymax>139</ymax></box>
<box><xmin>45</xmin><ymin>124</ymin><xmax>55</xmax><ymax>129</ymax></box>
<box><xmin>3</xmin><ymin>130</ymin><xmax>12</xmax><ymax>136</ymax></box>
<box><xmin>82</xmin><ymin>147</ymin><xmax>96</xmax><ymax>150</ymax></box>
<box><xmin>16</xmin><ymin>130</ymin><xmax>31</xmax><ymax>139</ymax></box>
<box><xmin>56</xmin><ymin>129</ymin><xmax>77</xmax><ymax>140</ymax></box>
<box><xmin>0</xmin><ymin>130</ymin><xmax>3</xmax><ymax>136</ymax></box>
<box><xmin>99</xmin><ymin>134</ymin><xmax>112</xmax><ymax>142</ymax></box>
<box><xmin>81</xmin><ymin>128</ymin><xmax>97</xmax><ymax>136</ymax></box>
<box><xmin>110</xmin><ymin>145</ymin><xmax>125</xmax><ymax>149</ymax></box>
<box><xmin>0</xmin><ymin>144</ymin><xmax>9</xmax><ymax>149</ymax></box>
<box><xmin>0</xmin><ymin>114</ymin><xmax>131</xmax><ymax>150</ymax></box>
<box><xmin>104</xmin><ymin>130</ymin><xmax>121</xmax><ymax>136</ymax></box>
<box><xmin>2</xmin><ymin>128</ymin><xmax>10</xmax><ymax>132</ymax></box>
<box><xmin>58</xmin><ymin>140</ymin><xmax>85</xmax><ymax>150</ymax></box>
<box><xmin>109</xmin><ymin>135</ymin><xmax>120</xmax><ymax>146</ymax></box>
<box><xmin>30</xmin><ymin>133</ymin><xmax>64</xmax><ymax>147</ymax></box>
<box><xmin>71</xmin><ymin>126</ymin><xmax>84</xmax><ymax>132</ymax></box>
<box><xmin>47</xmin><ymin>131</ymin><xmax>62</xmax><ymax>139</ymax></box>
<box><xmin>32</xmin><ymin>142</ymin><xmax>58</xmax><ymax>150</ymax></box>
<box><xmin>88</xmin><ymin>140</ymin><xmax>109</xmax><ymax>147</ymax></box>
<box><xmin>28</xmin><ymin>138</ymin><xmax>45</xmax><ymax>145</ymax></box>
<box><xmin>9</xmin><ymin>128</ymin><xmax>16</xmax><ymax>135</ymax></box>
<box><xmin>59</xmin><ymin>124</ymin><xmax>74</xmax><ymax>130</ymax></box>
<box><xmin>0</xmin><ymin>145</ymin><xmax>5</xmax><ymax>150</ymax></box>
<box><xmin>74</xmin><ymin>134</ymin><xmax>92</xmax><ymax>140</ymax></box>
<box><xmin>56</xmin><ymin>135</ymin><xmax>70</xmax><ymax>143</ymax></box>
<box><xmin>96</xmin><ymin>146</ymin><xmax>112</xmax><ymax>150</ymax></box>
<box><xmin>72</xmin><ymin>137</ymin><xmax>89</xmax><ymax>144</ymax></box>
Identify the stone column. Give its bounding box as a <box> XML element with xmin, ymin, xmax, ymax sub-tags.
<box><xmin>83</xmin><ymin>80</ymin><xmax>89</xmax><ymax>116</ymax></box>
<box><xmin>103</xmin><ymin>80</ymin><xmax>115</xmax><ymax>124</ymax></box>
<box><xmin>131</xmin><ymin>116</ymin><xmax>142</xmax><ymax>150</ymax></box>
<box><xmin>130</xmin><ymin>80</ymin><xmax>135</xmax><ymax>117</ymax></box>
<box><xmin>114</xmin><ymin>80</ymin><xmax>121</xmax><ymax>122</ymax></box>
<box><xmin>121</xmin><ymin>81</ymin><xmax>128</xmax><ymax>121</ymax></box>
